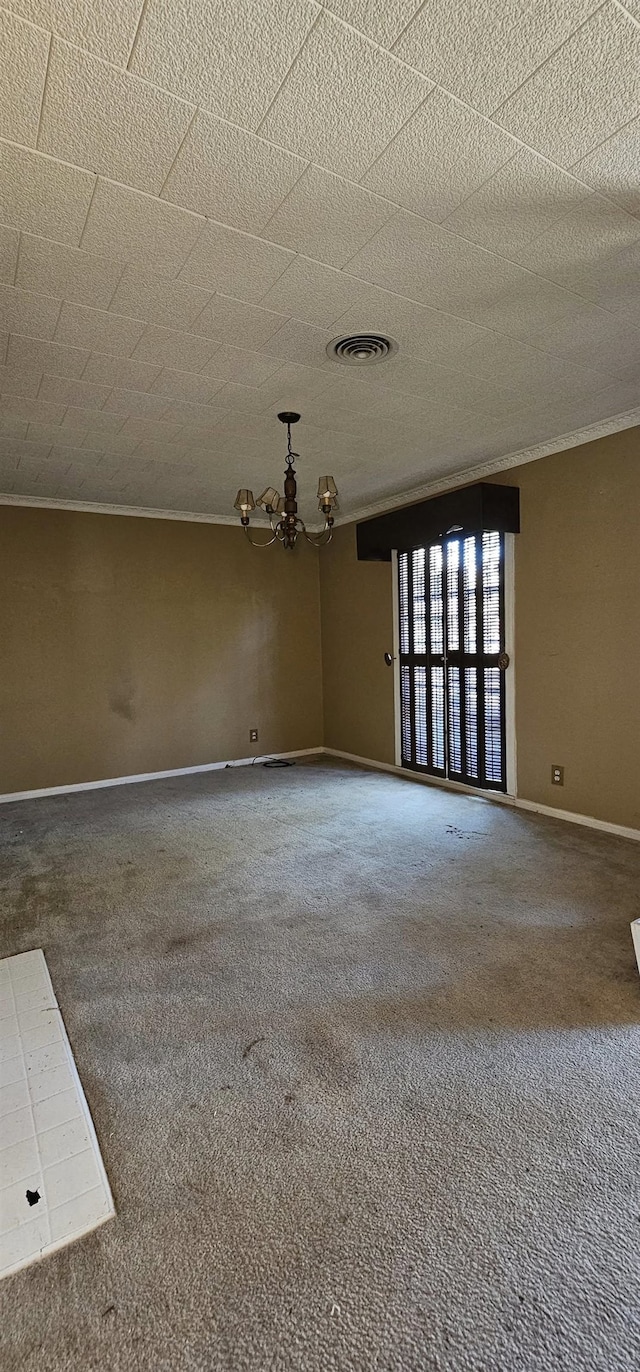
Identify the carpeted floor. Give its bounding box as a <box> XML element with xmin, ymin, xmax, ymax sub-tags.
<box><xmin>0</xmin><ymin>758</ymin><xmax>639</xmax><ymax>1371</ymax></box>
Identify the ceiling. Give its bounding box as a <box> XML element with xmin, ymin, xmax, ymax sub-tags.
<box><xmin>1</xmin><ymin>0</ymin><xmax>639</xmax><ymax>525</ymax></box>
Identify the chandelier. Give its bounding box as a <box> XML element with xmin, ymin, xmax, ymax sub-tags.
<box><xmin>234</xmin><ymin>412</ymin><xmax>338</xmax><ymax>550</ymax></box>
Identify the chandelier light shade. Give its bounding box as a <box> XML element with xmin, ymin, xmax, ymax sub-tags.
<box><xmin>257</xmin><ymin>486</ymin><xmax>283</xmax><ymax>513</ymax></box>
<box><xmin>233</xmin><ymin>488</ymin><xmax>255</xmax><ymax>514</ymax></box>
<box><xmin>234</xmin><ymin>413</ymin><xmax>338</xmax><ymax>551</ymax></box>
<box><xmin>317</xmin><ymin>476</ymin><xmax>338</xmax><ymax>507</ymax></box>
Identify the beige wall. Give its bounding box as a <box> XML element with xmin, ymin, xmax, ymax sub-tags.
<box><xmin>3</xmin><ymin>426</ymin><xmax>640</xmax><ymax>825</ymax></box>
<box><xmin>319</xmin><ymin>426</ymin><xmax>640</xmax><ymax>831</ymax></box>
<box><xmin>491</xmin><ymin>428</ymin><xmax>640</xmax><ymax>828</ymax></box>
<box><xmin>0</xmin><ymin>507</ymin><xmax>323</xmax><ymax>793</ymax></box>
<box><xmin>320</xmin><ymin>523</ymin><xmax>395</xmax><ymax>765</ymax></box>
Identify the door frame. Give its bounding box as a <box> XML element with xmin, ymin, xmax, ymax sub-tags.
<box><xmin>391</xmin><ymin>537</ymin><xmax>517</xmax><ymax>798</ymax></box>
<box><xmin>391</xmin><ymin>549</ymin><xmax>403</xmax><ymax>773</ymax></box>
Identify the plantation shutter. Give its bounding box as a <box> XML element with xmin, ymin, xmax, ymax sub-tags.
<box><xmin>398</xmin><ymin>531</ymin><xmax>507</xmax><ymax>792</ymax></box>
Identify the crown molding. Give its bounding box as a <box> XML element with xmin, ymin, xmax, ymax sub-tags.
<box><xmin>0</xmin><ymin>492</ymin><xmax>324</xmax><ymax>531</ymax></box>
<box><xmin>332</xmin><ymin>406</ymin><xmax>640</xmax><ymax>527</ymax></box>
<box><xmin>0</xmin><ymin>494</ymin><xmax>251</xmax><ymax>525</ymax></box>
<box><xmin>2</xmin><ymin>407</ymin><xmax>638</xmax><ymax>532</ymax></box>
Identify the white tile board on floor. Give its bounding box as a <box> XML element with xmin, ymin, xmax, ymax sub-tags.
<box><xmin>632</xmin><ymin>920</ymin><xmax>640</xmax><ymax>976</ymax></box>
<box><xmin>0</xmin><ymin>949</ymin><xmax>114</xmax><ymax>1281</ymax></box>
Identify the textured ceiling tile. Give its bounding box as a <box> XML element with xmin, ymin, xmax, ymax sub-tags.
<box><xmin>0</xmin><ymin>364</ymin><xmax>42</xmax><ymax>398</ymax></box>
<box><xmin>80</xmin><ymin>181</ymin><xmax>204</xmax><ymax>277</ymax></box>
<box><xmin>39</xmin><ymin>42</ymin><xmax>195</xmax><ymax>196</ymax></box>
<box><xmin>81</xmin><ymin>353</ymin><xmax>161</xmax><ymax>391</ymax></box>
<box><xmin>250</xmin><ymin>361</ymin><xmax>334</xmax><ymax>409</ymax></box>
<box><xmin>190</xmin><ymin>294</ymin><xmax>286</xmax><ymax>350</ymax></box>
<box><xmin>212</xmin><ymin>381</ymin><xmax>277</xmax><ymax>414</ymax></box>
<box><xmin>37</xmin><ymin>374</ymin><xmax>111</xmax><ymax>409</ymax></box>
<box><xmin>47</xmin><ymin>442</ymin><xmax>101</xmax><ymax>466</ymax></box>
<box><xmin>108</xmin><ymin>266</ymin><xmax>212</xmax><ymax>332</ymax></box>
<box><xmin>345</xmin><ymin>351</ymin><xmax>449</xmax><ymax>401</ymax></box>
<box><xmin>0</xmin><ymin>226</ymin><xmax>20</xmax><ymax>284</ymax></box>
<box><xmin>4</xmin><ymin>0</ymin><xmax>638</xmax><ymax>515</ymax></box>
<box><xmin>162</xmin><ymin>112</ymin><xmax>306</xmax><ymax>232</ymax></box>
<box><xmin>131</xmin><ymin>0</ymin><xmax>318</xmax><ymax>129</ymax></box>
<box><xmin>132</xmin><ymin>438</ymin><xmax>200</xmax><ymax>463</ymax></box>
<box><xmin>494</xmin><ymin>6</ymin><xmax>640</xmax><ymax>166</ymax></box>
<box><xmin>581</xmin><ymin>374</ymin><xmax>640</xmax><ymax>419</ymax></box>
<box><xmin>0</xmin><ymin>285</ymin><xmax>61</xmax><ymax>339</ymax></box>
<box><xmin>11</xmin><ymin>0</ymin><xmax>144</xmax><ymax>65</ymax></box>
<box><xmin>55</xmin><ymin>303</ymin><xmax>147</xmax><ymax>356</ymax></box>
<box><xmin>165</xmin><ymin>420</ymin><xmax>224</xmax><ymax>446</ymax></box>
<box><xmin>60</xmin><ymin>406</ymin><xmax>127</xmax><ymax>434</ymax></box>
<box><xmin>131</xmin><ymin>324</ymin><xmax>219</xmax><ymax>372</ymax></box>
<box><xmin>149</xmin><ymin>368</ymin><xmax>226</xmax><ymax>404</ymax></box>
<box><xmin>0</xmin><ymin>143</ymin><xmax>95</xmax><ymax>245</ymax></box>
<box><xmin>441</xmin><ymin>149</ymin><xmax>591</xmax><ymax>257</ymax></box>
<box><xmin>25</xmin><ymin>419</ymin><xmax>84</xmax><ymax>444</ymax></box>
<box><xmin>16</xmin><ymin>234</ymin><xmax>124</xmax><ymax>310</ymax></box>
<box><xmin>202</xmin><ymin>344</ymin><xmax>283</xmax><ymax>386</ymax></box>
<box><xmin>435</xmin><ymin>369</ymin><xmax>536</xmax><ymax>417</ymax></box>
<box><xmin>0</xmin><ymin>11</ymin><xmax>50</xmax><ymax>147</ymax></box>
<box><xmin>259</xmin><ymin>317</ymin><xmax>334</xmax><ymax>366</ymax></box>
<box><xmin>564</xmin><ymin>239</ymin><xmax>640</xmax><ymax>328</ymax></box>
<box><xmin>178</xmin><ymin>221</ymin><xmax>294</xmax><ymax>302</ymax></box>
<box><xmin>7</xmin><ymin>333</ymin><xmax>89</xmax><ymax>377</ymax></box>
<box><xmin>305</xmin><ymin>379</ymin><xmax>418</xmax><ymax>427</ymax></box>
<box><xmin>329</xmin><ymin>285</ymin><xmax>486</xmax><ymax>364</ymax></box>
<box><xmin>344</xmin><ymin>210</ymin><xmax>527</xmax><ymax>315</ymax></box>
<box><xmin>362</xmin><ymin>89</ymin><xmax>517</xmax><ymax>223</ymax></box>
<box><xmin>508</xmin><ymin>195</ymin><xmax>640</xmax><ymax>298</ymax></box>
<box><xmin>77</xmin><ymin>429</ymin><xmax>141</xmax><ymax>455</ymax></box>
<box><xmin>321</xmin><ymin>0</ymin><xmax>423</xmax><ymax>47</ymax></box>
<box><xmin>454</xmin><ymin>330</ymin><xmax>602</xmax><ymax>390</ymax></box>
<box><xmin>572</xmin><ymin>116</ymin><xmax>640</xmax><ymax>215</ymax></box>
<box><xmin>211</xmin><ymin>411</ymin><xmax>281</xmax><ymax>444</ymax></box>
<box><xmin>473</xmin><ymin>271</ymin><xmax>584</xmax><ymax>340</ymax></box>
<box><xmin>112</xmin><ymin>416</ymin><xmax>183</xmax><ymax>444</ymax></box>
<box><xmin>0</xmin><ymin>394</ymin><xmax>66</xmax><ymax>425</ymax></box>
<box><xmin>158</xmin><ymin>398</ymin><xmax>225</xmax><ymax>428</ymax></box>
<box><xmin>0</xmin><ymin>416</ymin><xmax>28</xmax><ymax>439</ymax></box>
<box><xmin>527</xmin><ymin>306</ymin><xmax>640</xmax><ymax>376</ymax></box>
<box><xmin>257</xmin><ymin>257</ymin><xmax>373</xmax><ymax>328</ymax></box>
<box><xmin>260</xmin><ymin>11</ymin><xmax>432</xmax><ymax>180</ymax></box>
<box><xmin>103</xmin><ymin>387</ymin><xmax>171</xmax><ymax>419</ymax></box>
<box><xmin>0</xmin><ymin>441</ymin><xmax>52</xmax><ymax>469</ymax></box>
<box><xmin>261</xmin><ymin>164</ymin><xmax>396</xmax><ymax>269</ymax></box>
<box><xmin>392</xmin><ymin>0</ymin><xmax>600</xmax><ymax>116</ymax></box>
<box><xmin>517</xmin><ymin>375</ymin><xmax>640</xmax><ymax>434</ymax></box>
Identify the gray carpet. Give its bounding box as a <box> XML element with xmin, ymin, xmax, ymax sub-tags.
<box><xmin>1</xmin><ymin>758</ymin><xmax>639</xmax><ymax>1371</ymax></box>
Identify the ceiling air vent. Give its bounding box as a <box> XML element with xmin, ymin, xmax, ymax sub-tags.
<box><xmin>327</xmin><ymin>333</ymin><xmax>397</xmax><ymax>365</ymax></box>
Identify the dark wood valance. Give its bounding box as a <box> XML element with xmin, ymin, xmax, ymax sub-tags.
<box><xmin>356</xmin><ymin>482</ymin><xmax>520</xmax><ymax>562</ymax></box>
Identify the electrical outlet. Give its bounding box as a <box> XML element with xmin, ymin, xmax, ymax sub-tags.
<box><xmin>250</xmin><ymin>729</ymin><xmax>258</xmax><ymax>743</ymax></box>
<box><xmin>551</xmin><ymin>765</ymin><xmax>564</xmax><ymax>786</ymax></box>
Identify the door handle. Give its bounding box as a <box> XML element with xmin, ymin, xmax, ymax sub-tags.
<box><xmin>384</xmin><ymin>652</ymin><xmax>396</xmax><ymax>666</ymax></box>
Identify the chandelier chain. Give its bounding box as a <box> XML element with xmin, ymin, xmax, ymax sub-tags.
<box><xmin>285</xmin><ymin>421</ymin><xmax>298</xmax><ymax>467</ymax></box>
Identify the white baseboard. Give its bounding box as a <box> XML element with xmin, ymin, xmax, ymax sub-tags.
<box><xmin>0</xmin><ymin>747</ymin><xmax>324</xmax><ymax>805</ymax></box>
<box><xmin>323</xmin><ymin>748</ymin><xmax>640</xmax><ymax>843</ymax></box>
<box><xmin>3</xmin><ymin>744</ymin><xmax>638</xmax><ymax>843</ymax></box>
<box><xmin>513</xmin><ymin>797</ymin><xmax>640</xmax><ymax>843</ymax></box>
<box><xmin>323</xmin><ymin>747</ymin><xmax>517</xmax><ymax>804</ymax></box>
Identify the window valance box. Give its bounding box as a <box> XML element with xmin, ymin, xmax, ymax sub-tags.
<box><xmin>356</xmin><ymin>481</ymin><xmax>520</xmax><ymax>561</ymax></box>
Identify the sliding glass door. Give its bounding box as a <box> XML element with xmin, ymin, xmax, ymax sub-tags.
<box><xmin>398</xmin><ymin>532</ymin><xmax>507</xmax><ymax>792</ymax></box>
